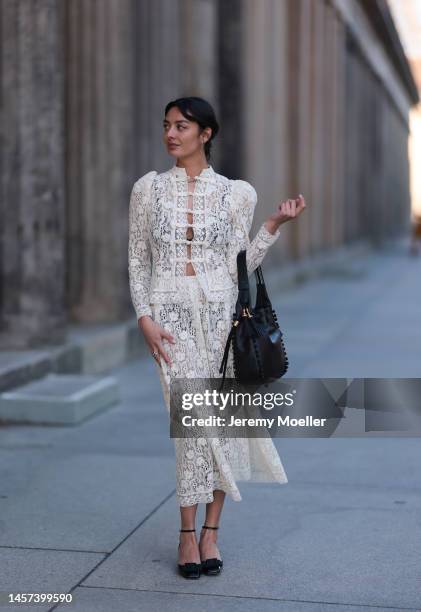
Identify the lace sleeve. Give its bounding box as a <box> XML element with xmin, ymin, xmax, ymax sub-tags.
<box><xmin>128</xmin><ymin>171</ymin><xmax>157</xmax><ymax>320</ymax></box>
<box><xmin>227</xmin><ymin>179</ymin><xmax>281</xmax><ymax>285</ymax></box>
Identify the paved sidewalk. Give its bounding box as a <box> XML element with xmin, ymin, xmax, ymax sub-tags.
<box><xmin>0</xmin><ymin>237</ymin><xmax>420</xmax><ymax>611</ymax></box>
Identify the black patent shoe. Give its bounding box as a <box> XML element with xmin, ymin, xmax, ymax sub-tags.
<box><xmin>200</xmin><ymin>525</ymin><xmax>223</xmax><ymax>575</ymax></box>
<box><xmin>178</xmin><ymin>528</ymin><xmax>201</xmax><ymax>579</ymax></box>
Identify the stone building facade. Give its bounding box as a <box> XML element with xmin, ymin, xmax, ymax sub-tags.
<box><xmin>0</xmin><ymin>0</ymin><xmax>418</xmax><ymax>349</ymax></box>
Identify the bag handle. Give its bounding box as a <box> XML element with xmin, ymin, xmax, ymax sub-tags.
<box><xmin>236</xmin><ymin>250</ymin><xmax>250</xmax><ymax>308</ymax></box>
<box><xmin>219</xmin><ymin>251</ymin><xmax>269</xmax><ymax>392</ymax></box>
<box><xmin>236</xmin><ymin>250</ymin><xmax>268</xmax><ymax>309</ymax></box>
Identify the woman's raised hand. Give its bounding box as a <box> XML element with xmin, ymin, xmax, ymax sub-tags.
<box><xmin>138</xmin><ymin>316</ymin><xmax>175</xmax><ymax>368</ymax></box>
<box><xmin>269</xmin><ymin>194</ymin><xmax>307</xmax><ymax>227</ymax></box>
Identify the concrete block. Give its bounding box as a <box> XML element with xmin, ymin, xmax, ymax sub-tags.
<box><xmin>0</xmin><ymin>373</ymin><xmax>119</xmax><ymax>425</ymax></box>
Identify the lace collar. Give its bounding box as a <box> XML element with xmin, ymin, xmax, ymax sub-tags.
<box><xmin>169</xmin><ymin>164</ymin><xmax>215</xmax><ymax>181</ymax></box>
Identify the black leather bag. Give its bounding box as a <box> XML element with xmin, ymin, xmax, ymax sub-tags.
<box><xmin>218</xmin><ymin>250</ymin><xmax>289</xmax><ymax>392</ymax></box>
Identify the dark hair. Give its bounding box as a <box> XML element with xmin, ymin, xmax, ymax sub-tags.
<box><xmin>164</xmin><ymin>96</ymin><xmax>219</xmax><ymax>162</ymax></box>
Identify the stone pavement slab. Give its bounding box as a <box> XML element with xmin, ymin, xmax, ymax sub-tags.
<box><xmin>273</xmin><ymin>243</ymin><xmax>421</xmax><ymax>378</ymax></box>
<box><xmin>0</xmin><ymin>450</ymin><xmax>175</xmax><ymax>551</ymax></box>
<box><xmin>55</xmin><ymin>586</ymin><xmax>412</xmax><ymax>612</ymax></box>
<box><xmin>78</xmin><ymin>437</ymin><xmax>421</xmax><ymax>610</ymax></box>
<box><xmin>0</xmin><ymin>549</ymin><xmax>104</xmax><ymax>612</ymax></box>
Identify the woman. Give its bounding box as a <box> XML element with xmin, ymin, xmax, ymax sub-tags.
<box><xmin>128</xmin><ymin>96</ymin><xmax>306</xmax><ymax>579</ymax></box>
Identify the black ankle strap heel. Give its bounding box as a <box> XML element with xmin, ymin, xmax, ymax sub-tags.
<box><xmin>178</xmin><ymin>528</ymin><xmax>201</xmax><ymax>579</ymax></box>
<box><xmin>200</xmin><ymin>525</ymin><xmax>223</xmax><ymax>575</ymax></box>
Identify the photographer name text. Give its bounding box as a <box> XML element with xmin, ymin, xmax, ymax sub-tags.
<box><xmin>181</xmin><ymin>415</ymin><xmax>326</xmax><ymax>428</ymax></box>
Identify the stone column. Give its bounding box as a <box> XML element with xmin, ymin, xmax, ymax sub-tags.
<box><xmin>309</xmin><ymin>0</ymin><xmax>327</xmax><ymax>253</ymax></box>
<box><xmin>287</xmin><ymin>0</ymin><xmax>312</xmax><ymax>259</ymax></box>
<box><xmin>289</xmin><ymin>0</ymin><xmax>331</xmax><ymax>258</ymax></box>
<box><xmin>135</xmin><ymin>0</ymin><xmax>217</xmax><ymax>172</ymax></box>
<box><xmin>323</xmin><ymin>1</ymin><xmax>336</xmax><ymax>249</ymax></box>
<box><xmin>0</xmin><ymin>0</ymin><xmax>66</xmax><ymax>348</ymax></box>
<box><xmin>331</xmin><ymin>6</ymin><xmax>347</xmax><ymax>248</ymax></box>
<box><xmin>178</xmin><ymin>0</ymin><xmax>219</xmax><ymax>167</ymax></box>
<box><xmin>134</xmin><ymin>0</ymin><xmax>182</xmax><ymax>172</ymax></box>
<box><xmin>65</xmin><ymin>0</ymin><xmax>136</xmax><ymax>322</ymax></box>
<box><xmin>217</xmin><ymin>0</ymin><xmax>244</xmax><ymax>178</ymax></box>
<box><xmin>344</xmin><ymin>29</ymin><xmax>360</xmax><ymax>243</ymax></box>
<box><xmin>180</xmin><ymin>0</ymin><xmax>217</xmax><ymax>102</ymax></box>
<box><xmin>242</xmin><ymin>0</ymin><xmax>289</xmax><ymax>265</ymax></box>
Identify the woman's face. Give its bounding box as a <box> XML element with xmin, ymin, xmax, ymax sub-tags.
<box><xmin>163</xmin><ymin>106</ymin><xmax>211</xmax><ymax>160</ymax></box>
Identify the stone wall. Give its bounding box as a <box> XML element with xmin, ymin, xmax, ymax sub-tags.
<box><xmin>0</xmin><ymin>0</ymin><xmax>66</xmax><ymax>348</ymax></box>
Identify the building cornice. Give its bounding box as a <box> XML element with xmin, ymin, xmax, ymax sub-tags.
<box><xmin>359</xmin><ymin>0</ymin><xmax>419</xmax><ymax>104</ymax></box>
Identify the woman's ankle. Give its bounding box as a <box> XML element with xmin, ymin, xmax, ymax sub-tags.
<box><xmin>179</xmin><ymin>531</ymin><xmax>197</xmax><ymax>541</ymax></box>
<box><xmin>200</xmin><ymin>529</ymin><xmax>217</xmax><ymax>542</ymax></box>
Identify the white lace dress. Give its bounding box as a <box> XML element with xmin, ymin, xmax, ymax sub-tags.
<box><xmin>128</xmin><ymin>164</ymin><xmax>288</xmax><ymax>507</ymax></box>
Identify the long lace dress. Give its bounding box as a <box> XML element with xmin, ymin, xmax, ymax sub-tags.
<box><xmin>129</xmin><ymin>164</ymin><xmax>288</xmax><ymax>507</ymax></box>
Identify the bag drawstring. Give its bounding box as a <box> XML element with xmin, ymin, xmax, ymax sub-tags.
<box><xmin>218</xmin><ymin>325</ymin><xmax>236</xmax><ymax>392</ymax></box>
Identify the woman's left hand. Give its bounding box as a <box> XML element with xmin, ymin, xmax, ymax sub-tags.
<box><xmin>265</xmin><ymin>194</ymin><xmax>307</xmax><ymax>234</ymax></box>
